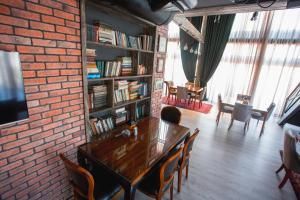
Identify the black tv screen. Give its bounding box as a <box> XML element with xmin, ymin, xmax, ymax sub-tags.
<box><xmin>0</xmin><ymin>51</ymin><xmax>29</xmax><ymax>125</ymax></box>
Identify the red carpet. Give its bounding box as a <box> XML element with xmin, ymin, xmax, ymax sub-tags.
<box><xmin>162</xmin><ymin>96</ymin><xmax>213</xmax><ymax>114</ymax></box>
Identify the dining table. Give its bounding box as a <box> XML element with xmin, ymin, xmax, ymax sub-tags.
<box><xmin>77</xmin><ymin>116</ymin><xmax>190</xmax><ymax>200</ymax></box>
<box><xmin>170</xmin><ymin>85</ymin><xmax>203</xmax><ymax>93</ymax></box>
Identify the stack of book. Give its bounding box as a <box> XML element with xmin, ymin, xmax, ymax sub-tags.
<box><xmin>90</xmin><ymin>117</ymin><xmax>115</xmax><ymax>135</ymax></box>
<box><xmin>90</xmin><ymin>85</ymin><xmax>107</xmax><ymax>108</ymax></box>
<box><xmin>86</xmin><ymin>49</ymin><xmax>100</xmax><ymax>79</ymax></box>
<box><xmin>138</xmin><ymin>82</ymin><xmax>148</xmax><ymax>97</ymax></box>
<box><xmin>120</xmin><ymin>57</ymin><xmax>132</xmax><ymax>76</ymax></box>
<box><xmin>114</xmin><ymin>80</ymin><xmax>129</xmax><ymax>104</ymax></box>
<box><xmin>136</xmin><ymin>104</ymin><xmax>146</xmax><ymax>119</ymax></box>
<box><xmin>98</xmin><ymin>24</ymin><xmax>116</xmax><ymax>45</ymax></box>
<box><xmin>112</xmin><ymin>107</ymin><xmax>127</xmax><ymax>126</ymax></box>
<box><xmin>96</xmin><ymin>60</ymin><xmax>121</xmax><ymax>77</ymax></box>
<box><xmin>128</xmin><ymin>81</ymin><xmax>139</xmax><ymax>100</ymax></box>
<box><xmin>137</xmin><ymin>64</ymin><xmax>147</xmax><ymax>75</ymax></box>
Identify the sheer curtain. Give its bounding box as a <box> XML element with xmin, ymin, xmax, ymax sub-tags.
<box><xmin>207</xmin><ymin>8</ymin><xmax>300</xmax><ymax>115</ymax></box>
<box><xmin>164</xmin><ymin>21</ymin><xmax>187</xmax><ymax>88</ymax></box>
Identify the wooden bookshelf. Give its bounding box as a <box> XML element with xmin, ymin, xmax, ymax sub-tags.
<box><xmin>81</xmin><ymin>0</ymin><xmax>157</xmax><ymax>139</ymax></box>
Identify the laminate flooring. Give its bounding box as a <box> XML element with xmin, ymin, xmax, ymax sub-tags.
<box><xmin>134</xmin><ymin>105</ymin><xmax>296</xmax><ymax>200</ymax></box>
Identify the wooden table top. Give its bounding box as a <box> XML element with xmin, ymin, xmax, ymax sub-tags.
<box><xmin>171</xmin><ymin>85</ymin><xmax>202</xmax><ymax>93</ymax></box>
<box><xmin>78</xmin><ymin>117</ymin><xmax>190</xmax><ymax>185</ymax></box>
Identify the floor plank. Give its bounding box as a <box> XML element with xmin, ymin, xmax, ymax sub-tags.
<box><xmin>134</xmin><ymin>105</ymin><xmax>296</xmax><ymax>200</ymax></box>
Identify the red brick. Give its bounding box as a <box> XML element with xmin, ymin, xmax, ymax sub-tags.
<box><xmin>23</xmin><ymin>78</ymin><xmax>46</xmax><ymax>86</ymax></box>
<box><xmin>40</xmin><ymin>0</ymin><xmax>62</xmax><ymax>9</ymax></box>
<box><xmin>56</xmin><ymin>25</ymin><xmax>75</xmax><ymax>35</ymax></box>
<box><xmin>35</xmin><ymin>55</ymin><xmax>59</xmax><ymax>62</ymax></box>
<box><xmin>30</xmin><ymin>21</ymin><xmax>55</xmax><ymax>31</ymax></box>
<box><xmin>69</xmin><ymin>87</ymin><xmax>82</xmax><ymax>94</ymax></box>
<box><xmin>0</xmin><ymin>24</ymin><xmax>13</xmax><ymax>34</ymax></box>
<box><xmin>63</xmin><ymin>105</ymin><xmax>80</xmax><ymax>113</ymax></box>
<box><xmin>53</xmin><ymin>113</ymin><xmax>70</xmax><ymax>122</ymax></box>
<box><xmin>8</xmin><ymin>149</ymin><xmax>34</xmax><ymax>163</ymax></box>
<box><xmin>0</xmin><ymin>5</ymin><xmax>10</xmax><ymax>15</ymax></box>
<box><xmin>28</xmin><ymin>105</ymin><xmax>49</xmax><ymax>115</ymax></box>
<box><xmin>57</xmin><ymin>41</ymin><xmax>76</xmax><ymax>48</ymax></box>
<box><xmin>66</xmin><ymin>49</ymin><xmax>81</xmax><ymax>55</ymax></box>
<box><xmin>66</xmin><ymin>35</ymin><xmax>80</xmax><ymax>42</ymax></box>
<box><xmin>29</xmin><ymin>113</ymin><xmax>42</xmax><ymax>122</ymax></box>
<box><xmin>62</xmin><ymin>81</ymin><xmax>80</xmax><ymax>88</ymax></box>
<box><xmin>0</xmin><ymin>14</ymin><xmax>28</xmax><ymax>27</ymax></box>
<box><xmin>0</xmin><ymin>34</ymin><xmax>31</xmax><ymax>45</ymax></box>
<box><xmin>25</xmin><ymin>86</ymin><xmax>39</xmax><ymax>93</ymax></box>
<box><xmin>66</xmin><ymin>20</ymin><xmax>80</xmax><ymax>29</ymax></box>
<box><xmin>68</xmin><ymin>75</ymin><xmax>82</xmax><ymax>81</ymax></box>
<box><xmin>0</xmin><ymin>134</ymin><xmax>16</xmax><ymax>145</ymax></box>
<box><xmin>63</xmin><ymin>116</ymin><xmax>79</xmax><ymax>124</ymax></box>
<box><xmin>20</xmin><ymin>139</ymin><xmax>44</xmax><ymax>151</ymax></box>
<box><xmin>0</xmin><ymin>124</ymin><xmax>29</xmax><ymax>135</ymax></box>
<box><xmin>35</xmin><ymin>141</ymin><xmax>55</xmax><ymax>152</ymax></box>
<box><xmin>46</xmin><ymin>142</ymin><xmax>65</xmax><ymax>154</ymax></box>
<box><xmin>42</xmin><ymin>109</ymin><xmax>62</xmax><ymax>118</ymax></box>
<box><xmin>58</xmin><ymin>0</ymin><xmax>77</xmax><ymax>7</ymax></box>
<box><xmin>17</xmin><ymin>46</ymin><xmax>44</xmax><ymax>54</ymax></box>
<box><xmin>45</xmin><ymin>47</ymin><xmax>66</xmax><ymax>55</ymax></box>
<box><xmin>20</xmin><ymin>54</ymin><xmax>35</xmax><ymax>62</ymax></box>
<box><xmin>27</xmin><ymin>2</ymin><xmax>53</xmax><ymax>15</ymax></box>
<box><xmin>62</xmin><ymin>93</ymin><xmax>80</xmax><ymax>101</ymax></box>
<box><xmin>54</xmin><ymin>9</ymin><xmax>74</xmax><ymax>20</ymax></box>
<box><xmin>26</xmin><ymin>92</ymin><xmax>48</xmax><ymax>100</ymax></box>
<box><xmin>12</xmin><ymin>8</ymin><xmax>40</xmax><ymax>21</ymax></box>
<box><xmin>40</xmin><ymin>96</ymin><xmax>61</xmax><ymax>105</ymax></box>
<box><xmin>10</xmin><ymin>161</ymin><xmax>35</xmax><ymax>176</ymax></box>
<box><xmin>32</xmin><ymin>38</ymin><xmax>56</xmax><ymax>47</ymax></box>
<box><xmin>46</xmin><ymin>62</ymin><xmax>66</xmax><ymax>69</ymax></box>
<box><xmin>60</xmin><ymin>69</ymin><xmax>78</xmax><ymax>75</ymax></box>
<box><xmin>27</xmin><ymin>100</ymin><xmax>40</xmax><ymax>108</ymax></box>
<box><xmin>0</xmin><ymin>148</ymin><xmax>19</xmax><ymax>160</ymax></box>
<box><xmin>30</xmin><ymin>118</ymin><xmax>52</xmax><ymax>129</ymax></box>
<box><xmin>44</xmin><ymin>32</ymin><xmax>65</xmax><ymax>40</ymax></box>
<box><xmin>43</xmin><ymin>121</ymin><xmax>63</xmax><ymax>131</ymax></box>
<box><xmin>22</xmin><ymin>71</ymin><xmax>36</xmax><ymax>78</ymax></box>
<box><xmin>40</xmin><ymin>83</ymin><xmax>61</xmax><ymax>91</ymax></box>
<box><xmin>3</xmin><ymin>138</ymin><xmax>30</xmax><ymax>150</ymax></box>
<box><xmin>51</xmin><ymin>101</ymin><xmax>69</xmax><ymax>109</ymax></box>
<box><xmin>37</xmin><ymin>70</ymin><xmax>60</xmax><ymax>77</ymax></box>
<box><xmin>47</xmin><ymin>76</ymin><xmax>67</xmax><ymax>83</ymax></box>
<box><xmin>0</xmin><ymin>0</ymin><xmax>25</xmax><ymax>8</ymax></box>
<box><xmin>42</xmin><ymin>15</ymin><xmax>65</xmax><ymax>25</ymax></box>
<box><xmin>49</xmin><ymin>89</ymin><xmax>69</xmax><ymax>97</ymax></box>
<box><xmin>18</xmin><ymin>127</ymin><xmax>42</xmax><ymax>138</ymax></box>
<box><xmin>31</xmin><ymin>130</ymin><xmax>53</xmax><ymax>141</ymax></box>
<box><xmin>60</xmin><ymin>55</ymin><xmax>78</xmax><ymax>62</ymax></box>
<box><xmin>22</xmin><ymin>63</ymin><xmax>45</xmax><ymax>70</ymax></box>
<box><xmin>64</xmin><ymin>5</ymin><xmax>80</xmax><ymax>15</ymax></box>
<box><xmin>15</xmin><ymin>28</ymin><xmax>42</xmax><ymax>39</ymax></box>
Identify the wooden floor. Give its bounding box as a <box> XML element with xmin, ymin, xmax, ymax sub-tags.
<box><xmin>134</xmin><ymin>105</ymin><xmax>296</xmax><ymax>200</ymax></box>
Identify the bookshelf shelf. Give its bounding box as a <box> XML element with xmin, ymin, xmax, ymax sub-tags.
<box><xmin>87</xmin><ymin>75</ymin><xmax>152</xmax><ymax>83</ymax></box>
<box><xmin>114</xmin><ymin>97</ymin><xmax>151</xmax><ymax>108</ymax></box>
<box><xmin>87</xmin><ymin>41</ymin><xmax>154</xmax><ymax>53</ymax></box>
<box><xmin>89</xmin><ymin>106</ymin><xmax>113</xmax><ymax>116</ymax></box>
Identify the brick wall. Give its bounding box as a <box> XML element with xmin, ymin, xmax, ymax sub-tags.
<box><xmin>0</xmin><ymin>0</ymin><xmax>85</xmax><ymax>199</ymax></box>
<box><xmin>151</xmin><ymin>25</ymin><xmax>168</xmax><ymax>117</ymax></box>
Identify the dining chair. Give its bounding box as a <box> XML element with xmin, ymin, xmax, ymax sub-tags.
<box><xmin>251</xmin><ymin>102</ymin><xmax>275</xmax><ymax>134</ymax></box>
<box><xmin>228</xmin><ymin>103</ymin><xmax>253</xmax><ymax>133</ymax></box>
<box><xmin>276</xmin><ymin>130</ymin><xmax>300</xmax><ymax>189</ymax></box>
<box><xmin>216</xmin><ymin>94</ymin><xmax>234</xmax><ymax>125</ymax></box>
<box><xmin>138</xmin><ymin>147</ymin><xmax>183</xmax><ymax>200</ymax></box>
<box><xmin>164</xmin><ymin>81</ymin><xmax>177</xmax><ymax>103</ymax></box>
<box><xmin>236</xmin><ymin>94</ymin><xmax>252</xmax><ymax>103</ymax></box>
<box><xmin>176</xmin><ymin>86</ymin><xmax>189</xmax><ymax>107</ymax></box>
<box><xmin>190</xmin><ymin>87</ymin><xmax>206</xmax><ymax>108</ymax></box>
<box><xmin>161</xmin><ymin>106</ymin><xmax>181</xmax><ymax>124</ymax></box>
<box><xmin>177</xmin><ymin>128</ymin><xmax>200</xmax><ymax>192</ymax></box>
<box><xmin>60</xmin><ymin>153</ymin><xmax>122</xmax><ymax>200</ymax></box>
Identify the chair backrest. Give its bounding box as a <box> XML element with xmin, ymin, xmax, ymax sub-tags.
<box><xmin>237</xmin><ymin>94</ymin><xmax>252</xmax><ymax>102</ymax></box>
<box><xmin>159</xmin><ymin>147</ymin><xmax>183</xmax><ymax>193</ymax></box>
<box><xmin>161</xmin><ymin>106</ymin><xmax>181</xmax><ymax>124</ymax></box>
<box><xmin>164</xmin><ymin>81</ymin><xmax>174</xmax><ymax>95</ymax></box>
<box><xmin>232</xmin><ymin>103</ymin><xmax>253</xmax><ymax>122</ymax></box>
<box><xmin>60</xmin><ymin>154</ymin><xmax>94</xmax><ymax>200</ymax></box>
<box><xmin>283</xmin><ymin>130</ymin><xmax>300</xmax><ymax>172</ymax></box>
<box><xmin>177</xmin><ymin>86</ymin><xmax>188</xmax><ymax>100</ymax></box>
<box><xmin>217</xmin><ymin>94</ymin><xmax>222</xmax><ymax>111</ymax></box>
<box><xmin>265</xmin><ymin>102</ymin><xmax>276</xmax><ymax>121</ymax></box>
<box><xmin>181</xmin><ymin>129</ymin><xmax>200</xmax><ymax>168</ymax></box>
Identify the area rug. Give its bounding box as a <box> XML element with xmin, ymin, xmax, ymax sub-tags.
<box><xmin>162</xmin><ymin>96</ymin><xmax>213</xmax><ymax>114</ymax></box>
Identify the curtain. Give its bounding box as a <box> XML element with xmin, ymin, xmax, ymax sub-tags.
<box><xmin>207</xmin><ymin>8</ymin><xmax>300</xmax><ymax>116</ymax></box>
<box><xmin>180</xmin><ymin>17</ymin><xmax>202</xmax><ymax>82</ymax></box>
<box><xmin>199</xmin><ymin>14</ymin><xmax>235</xmax><ymax>87</ymax></box>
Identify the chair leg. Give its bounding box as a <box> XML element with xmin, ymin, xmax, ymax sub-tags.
<box><xmin>186</xmin><ymin>164</ymin><xmax>189</xmax><ymax>179</ymax></box>
<box><xmin>278</xmin><ymin>170</ymin><xmax>291</xmax><ymax>189</ymax></box>
<box><xmin>228</xmin><ymin>119</ymin><xmax>233</xmax><ymax>130</ymax></box>
<box><xmin>216</xmin><ymin>112</ymin><xmax>221</xmax><ymax>124</ymax></box>
<box><xmin>170</xmin><ymin>182</ymin><xmax>174</xmax><ymax>200</ymax></box>
<box><xmin>276</xmin><ymin>164</ymin><xmax>284</xmax><ymax>174</ymax></box>
<box><xmin>178</xmin><ymin>169</ymin><xmax>182</xmax><ymax>193</ymax></box>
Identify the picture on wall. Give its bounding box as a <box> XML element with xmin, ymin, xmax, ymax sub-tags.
<box><xmin>157</xmin><ymin>35</ymin><xmax>167</xmax><ymax>53</ymax></box>
<box><xmin>154</xmin><ymin>78</ymin><xmax>164</xmax><ymax>91</ymax></box>
<box><xmin>156</xmin><ymin>58</ymin><xmax>165</xmax><ymax>73</ymax></box>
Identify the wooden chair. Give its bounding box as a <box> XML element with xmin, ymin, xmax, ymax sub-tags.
<box><xmin>138</xmin><ymin>147</ymin><xmax>183</xmax><ymax>200</ymax></box>
<box><xmin>60</xmin><ymin>154</ymin><xmax>122</xmax><ymax>200</ymax></box>
<box><xmin>216</xmin><ymin>94</ymin><xmax>234</xmax><ymax>125</ymax></box>
<box><xmin>176</xmin><ymin>86</ymin><xmax>189</xmax><ymax>107</ymax></box>
<box><xmin>228</xmin><ymin>103</ymin><xmax>253</xmax><ymax>133</ymax></box>
<box><xmin>276</xmin><ymin>129</ymin><xmax>300</xmax><ymax>190</ymax></box>
<box><xmin>177</xmin><ymin>128</ymin><xmax>200</xmax><ymax>192</ymax></box>
<box><xmin>251</xmin><ymin>102</ymin><xmax>275</xmax><ymax>135</ymax></box>
<box><xmin>190</xmin><ymin>87</ymin><xmax>206</xmax><ymax>108</ymax></box>
<box><xmin>161</xmin><ymin>106</ymin><xmax>181</xmax><ymax>124</ymax></box>
<box><xmin>164</xmin><ymin>81</ymin><xmax>177</xmax><ymax>103</ymax></box>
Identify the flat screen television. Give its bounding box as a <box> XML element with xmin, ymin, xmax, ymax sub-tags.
<box><xmin>0</xmin><ymin>51</ymin><xmax>29</xmax><ymax>126</ymax></box>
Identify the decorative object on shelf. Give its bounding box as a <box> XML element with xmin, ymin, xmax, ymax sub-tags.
<box><xmin>156</xmin><ymin>58</ymin><xmax>165</xmax><ymax>73</ymax></box>
<box><xmin>154</xmin><ymin>78</ymin><xmax>164</xmax><ymax>91</ymax></box>
<box><xmin>137</xmin><ymin>64</ymin><xmax>147</xmax><ymax>75</ymax></box>
<box><xmin>157</xmin><ymin>35</ymin><xmax>167</xmax><ymax>53</ymax></box>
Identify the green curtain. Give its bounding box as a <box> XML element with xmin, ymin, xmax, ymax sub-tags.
<box><xmin>180</xmin><ymin>17</ymin><xmax>202</xmax><ymax>82</ymax></box>
<box><xmin>199</xmin><ymin>14</ymin><xmax>235</xmax><ymax>87</ymax></box>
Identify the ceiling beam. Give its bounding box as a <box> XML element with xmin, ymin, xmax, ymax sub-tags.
<box><xmin>178</xmin><ymin>0</ymin><xmax>287</xmax><ymax>17</ymax></box>
<box><xmin>172</xmin><ymin>15</ymin><xmax>203</xmax><ymax>42</ymax></box>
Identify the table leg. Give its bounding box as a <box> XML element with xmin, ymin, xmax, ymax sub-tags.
<box><xmin>124</xmin><ymin>184</ymin><xmax>136</xmax><ymax>200</ymax></box>
<box><xmin>260</xmin><ymin>116</ymin><xmax>267</xmax><ymax>137</ymax></box>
